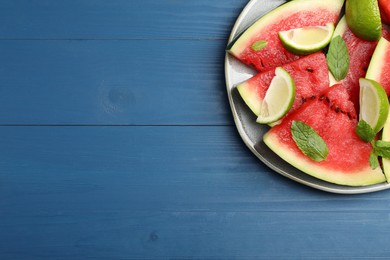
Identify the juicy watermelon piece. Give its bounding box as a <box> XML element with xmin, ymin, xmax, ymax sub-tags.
<box><xmin>227</xmin><ymin>0</ymin><xmax>344</xmax><ymax>72</ymax></box>
<box><xmin>330</xmin><ymin>16</ymin><xmax>378</xmax><ymax>111</ymax></box>
<box><xmin>264</xmin><ymin>84</ymin><xmax>385</xmax><ymax>186</ymax></box>
<box><xmin>366</xmin><ymin>37</ymin><xmax>390</xmax><ymax>96</ymax></box>
<box><xmin>383</xmin><ymin>25</ymin><xmax>390</xmax><ymax>41</ymax></box>
<box><xmin>237</xmin><ymin>52</ymin><xmax>330</xmax><ymax>118</ymax></box>
<box><xmin>381</xmin><ymin>107</ymin><xmax>390</xmax><ymax>181</ymax></box>
<box><xmin>379</xmin><ymin>0</ymin><xmax>390</xmax><ymax>25</ymax></box>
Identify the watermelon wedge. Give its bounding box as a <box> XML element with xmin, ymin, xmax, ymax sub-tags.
<box><xmin>263</xmin><ymin>85</ymin><xmax>385</xmax><ymax>186</ymax></box>
<box><xmin>329</xmin><ymin>16</ymin><xmax>379</xmax><ymax>111</ymax></box>
<box><xmin>227</xmin><ymin>0</ymin><xmax>344</xmax><ymax>72</ymax></box>
<box><xmin>381</xmin><ymin>109</ymin><xmax>390</xmax><ymax>182</ymax></box>
<box><xmin>237</xmin><ymin>52</ymin><xmax>330</xmax><ymax>119</ymax></box>
<box><xmin>383</xmin><ymin>25</ymin><xmax>390</xmax><ymax>41</ymax></box>
<box><xmin>379</xmin><ymin>0</ymin><xmax>390</xmax><ymax>25</ymax></box>
<box><xmin>366</xmin><ymin>37</ymin><xmax>390</xmax><ymax>96</ymax></box>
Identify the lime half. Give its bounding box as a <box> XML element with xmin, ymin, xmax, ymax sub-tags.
<box><xmin>278</xmin><ymin>23</ymin><xmax>334</xmax><ymax>55</ymax></box>
<box><xmin>359</xmin><ymin>78</ymin><xmax>389</xmax><ymax>133</ymax></box>
<box><xmin>346</xmin><ymin>0</ymin><xmax>382</xmax><ymax>41</ymax></box>
<box><xmin>256</xmin><ymin>67</ymin><xmax>295</xmax><ymax>124</ymax></box>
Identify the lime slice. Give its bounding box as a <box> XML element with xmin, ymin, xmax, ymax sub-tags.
<box><xmin>346</xmin><ymin>0</ymin><xmax>382</xmax><ymax>41</ymax></box>
<box><xmin>359</xmin><ymin>78</ymin><xmax>389</xmax><ymax>133</ymax></box>
<box><xmin>256</xmin><ymin>67</ymin><xmax>295</xmax><ymax>124</ymax></box>
<box><xmin>278</xmin><ymin>23</ymin><xmax>334</xmax><ymax>55</ymax></box>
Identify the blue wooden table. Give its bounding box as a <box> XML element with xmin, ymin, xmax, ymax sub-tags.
<box><xmin>2</xmin><ymin>1</ymin><xmax>390</xmax><ymax>259</ymax></box>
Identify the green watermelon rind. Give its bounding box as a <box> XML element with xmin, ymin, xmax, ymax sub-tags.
<box><xmin>328</xmin><ymin>16</ymin><xmax>348</xmax><ymax>86</ymax></box>
<box><xmin>264</xmin><ymin>131</ymin><xmax>386</xmax><ymax>186</ymax></box>
<box><xmin>372</xmin><ymin>38</ymin><xmax>390</xmax><ymax>182</ymax></box>
<box><xmin>366</xmin><ymin>37</ymin><xmax>390</xmax><ymax>82</ymax></box>
<box><xmin>366</xmin><ymin>37</ymin><xmax>390</xmax><ymax>182</ymax></box>
<box><xmin>237</xmin><ymin>81</ymin><xmax>262</xmax><ymax>116</ymax></box>
<box><xmin>332</xmin><ymin>16</ymin><xmax>348</xmax><ymax>38</ymax></box>
<box><xmin>227</xmin><ymin>0</ymin><xmax>345</xmax><ymax>58</ymax></box>
<box><xmin>381</xmin><ymin>108</ymin><xmax>390</xmax><ymax>182</ymax></box>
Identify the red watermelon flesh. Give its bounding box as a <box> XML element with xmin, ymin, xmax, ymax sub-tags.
<box><xmin>228</xmin><ymin>0</ymin><xmax>344</xmax><ymax>72</ymax></box>
<box><xmin>383</xmin><ymin>25</ymin><xmax>390</xmax><ymax>41</ymax></box>
<box><xmin>332</xmin><ymin>18</ymin><xmax>378</xmax><ymax>111</ymax></box>
<box><xmin>324</xmin><ymin>84</ymin><xmax>357</xmax><ymax>119</ymax></box>
<box><xmin>264</xmin><ymin>84</ymin><xmax>385</xmax><ymax>186</ymax></box>
<box><xmin>237</xmin><ymin>52</ymin><xmax>330</xmax><ymax>118</ymax></box>
<box><xmin>379</xmin><ymin>0</ymin><xmax>390</xmax><ymax>25</ymax></box>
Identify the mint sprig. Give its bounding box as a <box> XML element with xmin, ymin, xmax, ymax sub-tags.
<box><xmin>373</xmin><ymin>140</ymin><xmax>390</xmax><ymax>158</ymax></box>
<box><xmin>251</xmin><ymin>40</ymin><xmax>268</xmax><ymax>51</ymax></box>
<box><xmin>369</xmin><ymin>151</ymin><xmax>380</xmax><ymax>170</ymax></box>
<box><xmin>291</xmin><ymin>120</ymin><xmax>328</xmax><ymax>162</ymax></box>
<box><xmin>356</xmin><ymin>120</ymin><xmax>376</xmax><ymax>142</ymax></box>
<box><xmin>356</xmin><ymin>119</ymin><xmax>390</xmax><ymax>169</ymax></box>
<box><xmin>326</xmin><ymin>36</ymin><xmax>349</xmax><ymax>81</ymax></box>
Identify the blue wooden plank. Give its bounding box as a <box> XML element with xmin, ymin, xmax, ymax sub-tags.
<box><xmin>0</xmin><ymin>39</ymin><xmax>232</xmax><ymax>125</ymax></box>
<box><xmin>1</xmin><ymin>125</ymin><xmax>390</xmax><ymax>258</ymax></box>
<box><xmin>0</xmin><ymin>0</ymin><xmax>248</xmax><ymax>39</ymax></box>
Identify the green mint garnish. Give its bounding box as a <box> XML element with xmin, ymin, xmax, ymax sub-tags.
<box><xmin>369</xmin><ymin>141</ymin><xmax>390</xmax><ymax>169</ymax></box>
<box><xmin>356</xmin><ymin>120</ymin><xmax>376</xmax><ymax>142</ymax></box>
<box><xmin>355</xmin><ymin>120</ymin><xmax>390</xmax><ymax>169</ymax></box>
<box><xmin>369</xmin><ymin>150</ymin><xmax>379</xmax><ymax>169</ymax></box>
<box><xmin>291</xmin><ymin>120</ymin><xmax>328</xmax><ymax>162</ymax></box>
<box><xmin>251</xmin><ymin>40</ymin><xmax>268</xmax><ymax>51</ymax></box>
<box><xmin>373</xmin><ymin>140</ymin><xmax>390</xmax><ymax>158</ymax></box>
<box><xmin>326</xmin><ymin>36</ymin><xmax>349</xmax><ymax>81</ymax></box>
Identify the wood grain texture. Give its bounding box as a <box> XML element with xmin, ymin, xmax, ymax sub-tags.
<box><xmin>1</xmin><ymin>126</ymin><xmax>390</xmax><ymax>258</ymax></box>
<box><xmin>0</xmin><ymin>39</ymin><xmax>233</xmax><ymax>125</ymax></box>
<box><xmin>0</xmin><ymin>0</ymin><xmax>248</xmax><ymax>40</ymax></box>
<box><xmin>4</xmin><ymin>0</ymin><xmax>390</xmax><ymax>259</ymax></box>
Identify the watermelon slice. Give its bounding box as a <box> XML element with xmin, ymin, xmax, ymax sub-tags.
<box><xmin>366</xmin><ymin>37</ymin><xmax>390</xmax><ymax>96</ymax></box>
<box><xmin>381</xmin><ymin>108</ymin><xmax>390</xmax><ymax>181</ymax></box>
<box><xmin>383</xmin><ymin>25</ymin><xmax>390</xmax><ymax>41</ymax></box>
<box><xmin>329</xmin><ymin>16</ymin><xmax>379</xmax><ymax>111</ymax></box>
<box><xmin>263</xmin><ymin>84</ymin><xmax>385</xmax><ymax>186</ymax></box>
<box><xmin>227</xmin><ymin>0</ymin><xmax>344</xmax><ymax>72</ymax></box>
<box><xmin>379</xmin><ymin>0</ymin><xmax>390</xmax><ymax>25</ymax></box>
<box><xmin>237</xmin><ymin>52</ymin><xmax>330</xmax><ymax>118</ymax></box>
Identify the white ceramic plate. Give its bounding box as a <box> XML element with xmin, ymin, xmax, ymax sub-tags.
<box><xmin>224</xmin><ymin>0</ymin><xmax>390</xmax><ymax>194</ymax></box>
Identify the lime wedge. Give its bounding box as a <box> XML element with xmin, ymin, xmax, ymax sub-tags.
<box><xmin>346</xmin><ymin>0</ymin><xmax>382</xmax><ymax>41</ymax></box>
<box><xmin>278</xmin><ymin>23</ymin><xmax>334</xmax><ymax>55</ymax></box>
<box><xmin>359</xmin><ymin>78</ymin><xmax>389</xmax><ymax>133</ymax></box>
<box><xmin>256</xmin><ymin>67</ymin><xmax>295</xmax><ymax>124</ymax></box>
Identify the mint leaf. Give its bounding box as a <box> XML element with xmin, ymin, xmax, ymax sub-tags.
<box><xmin>369</xmin><ymin>150</ymin><xmax>379</xmax><ymax>169</ymax></box>
<box><xmin>291</xmin><ymin>120</ymin><xmax>328</xmax><ymax>162</ymax></box>
<box><xmin>373</xmin><ymin>140</ymin><xmax>390</xmax><ymax>158</ymax></box>
<box><xmin>326</xmin><ymin>36</ymin><xmax>349</xmax><ymax>81</ymax></box>
<box><xmin>251</xmin><ymin>40</ymin><xmax>268</xmax><ymax>51</ymax></box>
<box><xmin>356</xmin><ymin>120</ymin><xmax>376</xmax><ymax>142</ymax></box>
